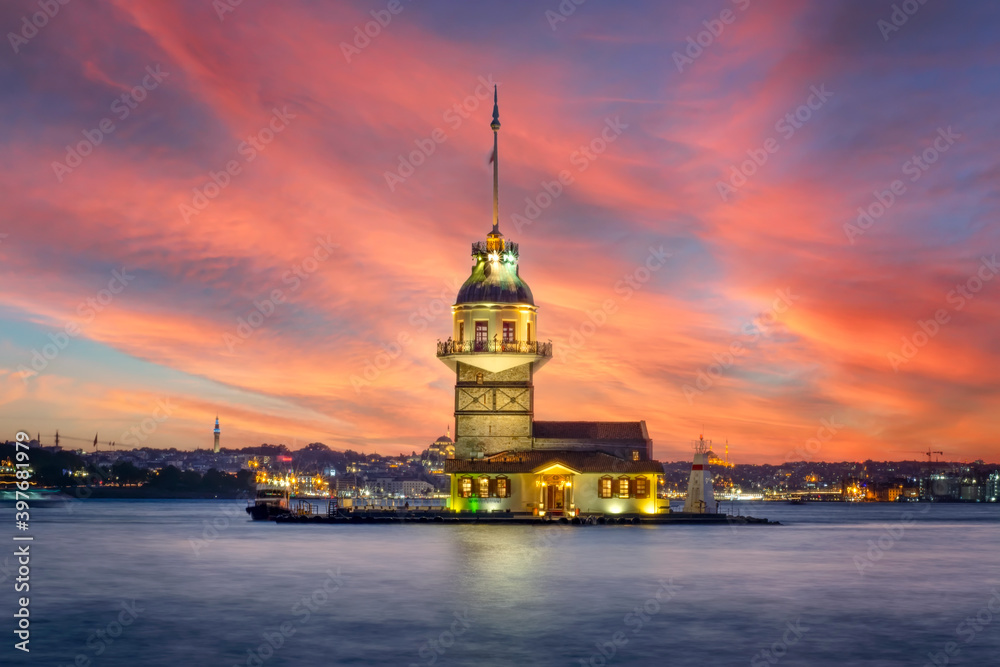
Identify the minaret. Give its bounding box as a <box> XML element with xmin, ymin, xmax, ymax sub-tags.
<box><xmin>213</xmin><ymin>416</ymin><xmax>221</xmax><ymax>453</ymax></box>
<box><xmin>437</xmin><ymin>88</ymin><xmax>553</xmax><ymax>459</ymax></box>
<box><xmin>683</xmin><ymin>435</ymin><xmax>716</xmax><ymax>513</ymax></box>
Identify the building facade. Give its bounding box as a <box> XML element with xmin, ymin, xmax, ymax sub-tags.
<box><xmin>441</xmin><ymin>89</ymin><xmax>664</xmax><ymax>516</ymax></box>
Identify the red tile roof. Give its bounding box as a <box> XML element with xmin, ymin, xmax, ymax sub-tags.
<box><xmin>533</xmin><ymin>421</ymin><xmax>648</xmax><ymax>440</ymax></box>
<box><xmin>445</xmin><ymin>450</ymin><xmax>663</xmax><ymax>474</ymax></box>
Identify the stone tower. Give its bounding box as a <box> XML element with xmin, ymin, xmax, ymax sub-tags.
<box><xmin>213</xmin><ymin>416</ymin><xmax>220</xmax><ymax>454</ymax></box>
<box><xmin>436</xmin><ymin>87</ymin><xmax>552</xmax><ymax>459</ymax></box>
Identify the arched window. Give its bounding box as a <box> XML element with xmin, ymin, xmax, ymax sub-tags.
<box><xmin>478</xmin><ymin>476</ymin><xmax>490</xmax><ymax>498</ymax></box>
<box><xmin>496</xmin><ymin>476</ymin><xmax>510</xmax><ymax>498</ymax></box>
<box><xmin>459</xmin><ymin>477</ymin><xmax>472</xmax><ymax>498</ymax></box>
<box><xmin>618</xmin><ymin>476</ymin><xmax>631</xmax><ymax>499</ymax></box>
<box><xmin>598</xmin><ymin>476</ymin><xmax>613</xmax><ymax>499</ymax></box>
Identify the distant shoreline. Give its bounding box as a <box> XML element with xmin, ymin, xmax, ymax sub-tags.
<box><xmin>0</xmin><ymin>486</ymin><xmax>251</xmax><ymax>500</ymax></box>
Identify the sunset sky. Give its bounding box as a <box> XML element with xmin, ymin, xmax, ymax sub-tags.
<box><xmin>1</xmin><ymin>0</ymin><xmax>998</xmax><ymax>463</ymax></box>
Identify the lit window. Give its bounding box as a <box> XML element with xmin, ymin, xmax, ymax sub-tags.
<box><xmin>635</xmin><ymin>477</ymin><xmax>648</xmax><ymax>499</ymax></box>
<box><xmin>618</xmin><ymin>477</ymin><xmax>630</xmax><ymax>498</ymax></box>
<box><xmin>502</xmin><ymin>321</ymin><xmax>516</xmax><ymax>344</ymax></box>
<box><xmin>474</xmin><ymin>321</ymin><xmax>488</xmax><ymax>351</ymax></box>
<box><xmin>479</xmin><ymin>476</ymin><xmax>490</xmax><ymax>498</ymax></box>
<box><xmin>476</xmin><ymin>372</ymin><xmax>483</xmax><ymax>385</ymax></box>
<box><xmin>631</xmin><ymin>450</ymin><xmax>640</xmax><ymax>461</ymax></box>
<box><xmin>458</xmin><ymin>322</ymin><xmax>465</xmax><ymax>343</ymax></box>
<box><xmin>599</xmin><ymin>476</ymin><xmax>613</xmax><ymax>499</ymax></box>
<box><xmin>496</xmin><ymin>476</ymin><xmax>509</xmax><ymax>498</ymax></box>
<box><xmin>460</xmin><ymin>477</ymin><xmax>472</xmax><ymax>498</ymax></box>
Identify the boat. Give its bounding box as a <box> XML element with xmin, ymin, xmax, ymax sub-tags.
<box><xmin>246</xmin><ymin>480</ymin><xmax>291</xmax><ymax>520</ymax></box>
<box><xmin>246</xmin><ymin>467</ymin><xmax>333</xmax><ymax>520</ymax></box>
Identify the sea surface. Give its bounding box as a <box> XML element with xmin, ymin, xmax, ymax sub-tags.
<box><xmin>2</xmin><ymin>500</ymin><xmax>999</xmax><ymax>666</ymax></box>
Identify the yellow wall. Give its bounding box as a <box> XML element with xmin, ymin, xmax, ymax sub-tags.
<box><xmin>453</xmin><ymin>304</ymin><xmax>537</xmax><ymax>344</ymax></box>
<box><xmin>449</xmin><ymin>471</ymin><xmax>662</xmax><ymax>515</ymax></box>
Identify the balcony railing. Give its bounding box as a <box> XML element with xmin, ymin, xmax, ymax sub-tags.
<box><xmin>437</xmin><ymin>339</ymin><xmax>552</xmax><ymax>357</ymax></box>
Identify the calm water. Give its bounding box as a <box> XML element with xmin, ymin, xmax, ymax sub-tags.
<box><xmin>2</xmin><ymin>500</ymin><xmax>999</xmax><ymax>666</ymax></box>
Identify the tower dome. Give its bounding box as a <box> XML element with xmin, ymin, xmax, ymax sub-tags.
<box><xmin>455</xmin><ymin>237</ymin><xmax>534</xmax><ymax>305</ymax></box>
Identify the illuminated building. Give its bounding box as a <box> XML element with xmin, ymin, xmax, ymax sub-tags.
<box><xmin>213</xmin><ymin>416</ymin><xmax>220</xmax><ymax>454</ymax></box>
<box><xmin>441</xmin><ymin>89</ymin><xmax>663</xmax><ymax>516</ymax></box>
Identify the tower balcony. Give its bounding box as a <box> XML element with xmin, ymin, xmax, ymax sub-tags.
<box><xmin>437</xmin><ymin>339</ymin><xmax>552</xmax><ymax>373</ymax></box>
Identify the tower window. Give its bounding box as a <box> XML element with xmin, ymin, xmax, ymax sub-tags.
<box><xmin>458</xmin><ymin>322</ymin><xmax>465</xmax><ymax>343</ymax></box>
<box><xmin>474</xmin><ymin>321</ymin><xmax>488</xmax><ymax>351</ymax></box>
<box><xmin>476</xmin><ymin>372</ymin><xmax>483</xmax><ymax>385</ymax></box>
<box><xmin>598</xmin><ymin>476</ymin><xmax>613</xmax><ymax>499</ymax></box>
<box><xmin>631</xmin><ymin>450</ymin><xmax>640</xmax><ymax>461</ymax></box>
<box><xmin>502</xmin><ymin>321</ymin><xmax>516</xmax><ymax>344</ymax></box>
<box><xmin>526</xmin><ymin>322</ymin><xmax>533</xmax><ymax>343</ymax></box>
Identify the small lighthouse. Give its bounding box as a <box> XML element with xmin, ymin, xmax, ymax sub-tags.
<box><xmin>683</xmin><ymin>435</ymin><xmax>716</xmax><ymax>513</ymax></box>
<box><xmin>213</xmin><ymin>416</ymin><xmax>221</xmax><ymax>453</ymax></box>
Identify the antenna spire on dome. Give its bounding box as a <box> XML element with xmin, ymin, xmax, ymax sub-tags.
<box><xmin>489</xmin><ymin>85</ymin><xmax>501</xmax><ymax>236</ymax></box>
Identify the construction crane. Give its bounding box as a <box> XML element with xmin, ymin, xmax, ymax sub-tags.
<box><xmin>924</xmin><ymin>449</ymin><xmax>943</xmax><ymax>463</ymax></box>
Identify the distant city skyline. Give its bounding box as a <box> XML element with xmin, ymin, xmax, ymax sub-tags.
<box><xmin>2</xmin><ymin>2</ymin><xmax>998</xmax><ymax>463</ymax></box>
